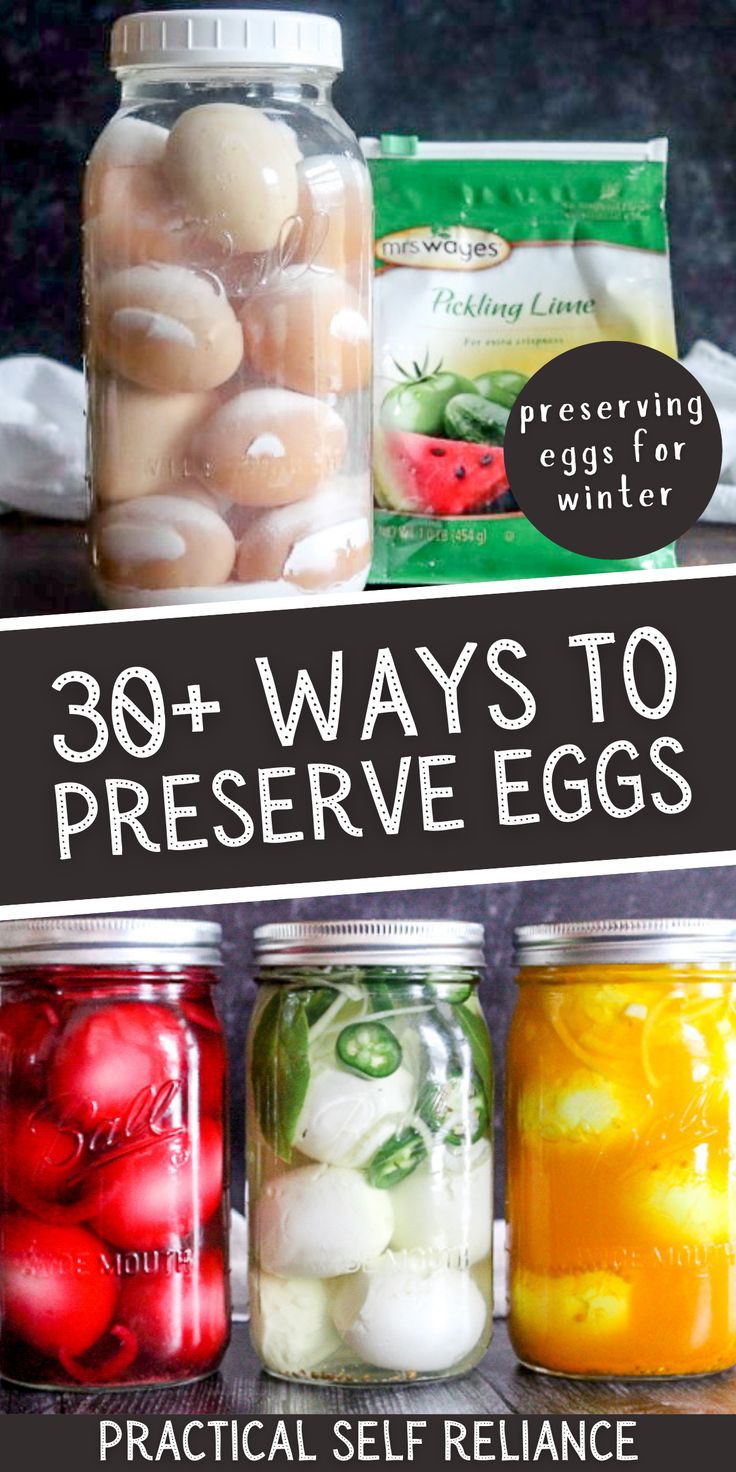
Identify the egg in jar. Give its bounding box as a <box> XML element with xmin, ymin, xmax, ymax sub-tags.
<box><xmin>92</xmin><ymin>263</ymin><xmax>244</xmax><ymax>393</ymax></box>
<box><xmin>95</xmin><ymin>491</ymin><xmax>236</xmax><ymax>592</ymax></box>
<box><xmin>164</xmin><ymin>104</ymin><xmax>299</xmax><ymax>255</ymax></box>
<box><xmin>90</xmin><ymin>379</ymin><xmax>210</xmax><ymax>503</ymax></box>
<box><xmin>295</xmin><ymin>154</ymin><xmax>372</xmax><ymax>273</ymax></box>
<box><xmin>233</xmin><ymin>474</ymin><xmax>371</xmax><ymax>590</ymax></box>
<box><xmin>241</xmin><ymin>268</ymin><xmax>370</xmax><ymax>397</ymax></box>
<box><xmin>193</xmin><ymin>387</ymin><xmax>348</xmax><ymax>506</ymax></box>
<box><xmin>84</xmin><ymin>117</ymin><xmax>188</xmax><ymax>270</ymax></box>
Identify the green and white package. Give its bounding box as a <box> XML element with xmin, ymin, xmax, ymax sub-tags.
<box><xmin>362</xmin><ymin>138</ymin><xmax>678</xmax><ymax>584</ymax></box>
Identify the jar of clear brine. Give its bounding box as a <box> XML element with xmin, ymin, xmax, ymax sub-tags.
<box><xmin>83</xmin><ymin>10</ymin><xmax>372</xmax><ymax>608</ymax></box>
<box><xmin>247</xmin><ymin>920</ymin><xmax>493</xmax><ymax>1383</ymax></box>
<box><xmin>0</xmin><ymin>918</ymin><xmax>229</xmax><ymax>1390</ymax></box>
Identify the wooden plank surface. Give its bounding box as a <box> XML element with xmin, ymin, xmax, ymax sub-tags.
<box><xmin>0</xmin><ymin>517</ymin><xmax>735</xmax><ymax>620</ymax></box>
<box><xmin>3</xmin><ymin>1321</ymin><xmax>736</xmax><ymax>1416</ymax></box>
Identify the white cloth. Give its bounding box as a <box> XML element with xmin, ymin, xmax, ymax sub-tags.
<box><xmin>683</xmin><ymin>341</ymin><xmax>736</xmax><ymax>523</ymax></box>
<box><xmin>0</xmin><ymin>355</ymin><xmax>88</xmax><ymax>520</ymax></box>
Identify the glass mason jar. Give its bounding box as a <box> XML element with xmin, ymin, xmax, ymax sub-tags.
<box><xmin>507</xmin><ymin>920</ymin><xmax>736</xmax><ymax>1379</ymax></box>
<box><xmin>0</xmin><ymin>918</ymin><xmax>230</xmax><ymax>1390</ymax></box>
<box><xmin>83</xmin><ymin>10</ymin><xmax>372</xmax><ymax>609</ymax></box>
<box><xmin>246</xmin><ymin>920</ymin><xmax>493</xmax><ymax>1384</ymax></box>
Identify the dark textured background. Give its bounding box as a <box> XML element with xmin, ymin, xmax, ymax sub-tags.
<box><xmin>1</xmin><ymin>0</ymin><xmax>735</xmax><ymax>367</ymax></box>
<box><xmin>142</xmin><ymin>862</ymin><xmax>736</xmax><ymax>1211</ymax></box>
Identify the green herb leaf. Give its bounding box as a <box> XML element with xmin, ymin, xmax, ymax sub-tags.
<box><xmin>455</xmin><ymin>1003</ymin><xmax>494</xmax><ymax>1103</ymax></box>
<box><xmin>251</xmin><ymin>991</ymin><xmax>310</xmax><ymax>1162</ymax></box>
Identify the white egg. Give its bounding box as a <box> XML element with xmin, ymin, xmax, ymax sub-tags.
<box><xmin>240</xmin><ymin>269</ymin><xmax>370</xmax><ymax>397</ymax></box>
<box><xmin>90</xmin><ymin>379</ymin><xmax>211</xmax><ymax>503</ymax></box>
<box><xmin>296</xmin><ymin>1065</ymin><xmax>416</xmax><ymax>1168</ymax></box>
<box><xmin>390</xmin><ymin>1147</ymin><xmax>493</xmax><ymax>1267</ymax></box>
<box><xmin>92</xmin><ymin>263</ymin><xmax>243</xmax><ymax>393</ymax></box>
<box><xmin>193</xmin><ymin>387</ymin><xmax>347</xmax><ymax>506</ymax></box>
<box><xmin>250</xmin><ymin>1272</ymin><xmax>341</xmax><ymax>1375</ymax></box>
<box><xmin>332</xmin><ymin>1257</ymin><xmax>487</xmax><ymax>1373</ymax></box>
<box><xmin>256</xmin><ymin>1165</ymin><xmax>393</xmax><ymax>1278</ymax></box>
<box><xmin>95</xmin><ymin>491</ymin><xmax>236</xmax><ymax>591</ymax></box>
<box><xmin>164</xmin><ymin>104</ymin><xmax>299</xmax><ymax>254</ymax></box>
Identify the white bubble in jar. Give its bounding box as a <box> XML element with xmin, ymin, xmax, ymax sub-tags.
<box><xmin>295</xmin><ymin>154</ymin><xmax>371</xmax><ymax>272</ymax></box>
<box><xmin>164</xmin><ymin>104</ymin><xmax>299</xmax><ymax>255</ymax></box>
<box><xmin>295</xmin><ymin>1065</ymin><xmax>416</xmax><ymax>1168</ymax></box>
<box><xmin>92</xmin><ymin>264</ymin><xmax>244</xmax><ymax>393</ymax></box>
<box><xmin>240</xmin><ymin>268</ymin><xmax>370</xmax><ymax>397</ymax></box>
<box><xmin>332</xmin><ymin>1257</ymin><xmax>487</xmax><ymax>1373</ymax></box>
<box><xmin>250</xmin><ymin>1272</ymin><xmax>341</xmax><ymax>1375</ymax></box>
<box><xmin>95</xmin><ymin>491</ymin><xmax>236</xmax><ymax>591</ymax></box>
<box><xmin>193</xmin><ymin>387</ymin><xmax>347</xmax><ymax>506</ymax></box>
<box><xmin>389</xmin><ymin>1146</ymin><xmax>493</xmax><ymax>1266</ymax></box>
<box><xmin>233</xmin><ymin>475</ymin><xmax>371</xmax><ymax>590</ymax></box>
<box><xmin>91</xmin><ymin>379</ymin><xmax>211</xmax><ymax>503</ymax></box>
<box><xmin>256</xmin><ymin>1165</ymin><xmax>393</xmax><ymax>1278</ymax></box>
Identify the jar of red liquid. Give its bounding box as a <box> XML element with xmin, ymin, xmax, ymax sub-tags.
<box><xmin>0</xmin><ymin>918</ymin><xmax>230</xmax><ymax>1390</ymax></box>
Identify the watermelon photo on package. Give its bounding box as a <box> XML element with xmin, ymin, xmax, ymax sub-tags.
<box><xmin>375</xmin><ymin>430</ymin><xmax>509</xmax><ymax>516</ymax></box>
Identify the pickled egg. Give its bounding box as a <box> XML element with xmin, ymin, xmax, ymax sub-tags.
<box><xmin>92</xmin><ymin>264</ymin><xmax>244</xmax><ymax>392</ymax></box>
<box><xmin>95</xmin><ymin>491</ymin><xmax>236</xmax><ymax>591</ymax></box>
<box><xmin>517</xmin><ymin>1073</ymin><xmax>632</xmax><ymax>1142</ymax></box>
<box><xmin>295</xmin><ymin>154</ymin><xmax>371</xmax><ymax>271</ymax></box>
<box><xmin>511</xmin><ymin>1269</ymin><xmax>631</xmax><ymax>1344</ymax></box>
<box><xmin>164</xmin><ymin>104</ymin><xmax>299</xmax><ymax>255</ymax></box>
<box><xmin>256</xmin><ymin>1165</ymin><xmax>394</xmax><ymax>1279</ymax></box>
<box><xmin>241</xmin><ymin>269</ymin><xmax>370</xmax><ymax>397</ymax></box>
<box><xmin>193</xmin><ymin>387</ymin><xmax>347</xmax><ymax>506</ymax></box>
<box><xmin>631</xmin><ymin>1163</ymin><xmax>733</xmax><ymax>1244</ymax></box>
<box><xmin>332</xmin><ymin>1259</ymin><xmax>486</xmax><ymax>1373</ymax></box>
<box><xmin>294</xmin><ymin>1064</ymin><xmax>416</xmax><ymax>1168</ymax></box>
<box><xmin>91</xmin><ymin>379</ymin><xmax>210</xmax><ymax>503</ymax></box>
<box><xmin>234</xmin><ymin>475</ymin><xmax>371</xmax><ymax>589</ymax></box>
<box><xmin>389</xmin><ymin>1149</ymin><xmax>493</xmax><ymax>1267</ymax></box>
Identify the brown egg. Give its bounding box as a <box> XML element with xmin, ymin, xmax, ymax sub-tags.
<box><xmin>91</xmin><ymin>379</ymin><xmax>211</xmax><ymax>503</ymax></box>
<box><xmin>234</xmin><ymin>474</ymin><xmax>372</xmax><ymax>589</ymax></box>
<box><xmin>164</xmin><ymin>104</ymin><xmax>299</xmax><ymax>255</ymax></box>
<box><xmin>85</xmin><ymin>165</ymin><xmax>188</xmax><ymax>270</ymax></box>
<box><xmin>95</xmin><ymin>491</ymin><xmax>236</xmax><ymax>591</ymax></box>
<box><xmin>193</xmin><ymin>387</ymin><xmax>348</xmax><ymax>506</ymax></box>
<box><xmin>295</xmin><ymin>154</ymin><xmax>372</xmax><ymax>272</ymax></box>
<box><xmin>92</xmin><ymin>264</ymin><xmax>244</xmax><ymax>392</ymax></box>
<box><xmin>85</xmin><ymin>117</ymin><xmax>169</xmax><ymax>213</ymax></box>
<box><xmin>240</xmin><ymin>269</ymin><xmax>370</xmax><ymax>397</ymax></box>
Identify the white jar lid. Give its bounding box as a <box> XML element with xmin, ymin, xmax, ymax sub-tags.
<box><xmin>110</xmin><ymin>9</ymin><xmax>343</xmax><ymax>72</ymax></box>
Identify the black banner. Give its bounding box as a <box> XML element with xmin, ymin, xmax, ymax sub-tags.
<box><xmin>1</xmin><ymin>569</ymin><xmax>735</xmax><ymax>912</ymax></box>
<box><xmin>0</xmin><ymin>1412</ymin><xmax>734</xmax><ymax>1467</ymax></box>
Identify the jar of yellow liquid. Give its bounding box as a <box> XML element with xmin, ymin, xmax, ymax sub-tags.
<box><xmin>507</xmin><ymin>920</ymin><xmax>736</xmax><ymax>1378</ymax></box>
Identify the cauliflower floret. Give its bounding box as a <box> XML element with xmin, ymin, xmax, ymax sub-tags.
<box><xmin>250</xmin><ymin>1272</ymin><xmax>341</xmax><ymax>1374</ymax></box>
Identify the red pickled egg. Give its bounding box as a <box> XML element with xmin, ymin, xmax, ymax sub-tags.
<box><xmin>5</xmin><ymin>1106</ymin><xmax>93</xmax><ymax>1222</ymax></box>
<box><xmin>1</xmin><ymin>1213</ymin><xmax>117</xmax><ymax>1358</ymax></box>
<box><xmin>48</xmin><ymin>1001</ymin><xmax>185</xmax><ymax>1125</ymax></box>
<box><xmin>0</xmin><ymin>1000</ymin><xmax>58</xmax><ymax>1092</ymax></box>
<box><xmin>182</xmin><ymin>1002</ymin><xmax>227</xmax><ymax>1118</ymax></box>
<box><xmin>119</xmin><ymin>1248</ymin><xmax>228</xmax><ymax>1370</ymax></box>
<box><xmin>89</xmin><ymin>1116</ymin><xmax>223</xmax><ymax>1249</ymax></box>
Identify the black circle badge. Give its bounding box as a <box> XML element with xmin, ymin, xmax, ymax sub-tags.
<box><xmin>504</xmin><ymin>341</ymin><xmax>722</xmax><ymax>560</ymax></box>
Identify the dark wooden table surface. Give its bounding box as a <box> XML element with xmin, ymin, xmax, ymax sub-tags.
<box><xmin>1</xmin><ymin>516</ymin><xmax>736</xmax><ymax>619</ymax></box>
<box><xmin>2</xmin><ymin>1320</ymin><xmax>736</xmax><ymax>1416</ymax></box>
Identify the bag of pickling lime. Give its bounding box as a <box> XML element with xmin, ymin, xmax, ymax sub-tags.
<box><xmin>362</xmin><ymin>137</ymin><xmax>678</xmax><ymax>583</ymax></box>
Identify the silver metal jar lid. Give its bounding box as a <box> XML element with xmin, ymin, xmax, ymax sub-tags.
<box><xmin>0</xmin><ymin>918</ymin><xmax>222</xmax><ymax>969</ymax></box>
<box><xmin>254</xmin><ymin>919</ymin><xmax>485</xmax><ymax>969</ymax></box>
<box><xmin>514</xmin><ymin>918</ymin><xmax>736</xmax><ymax>968</ymax></box>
